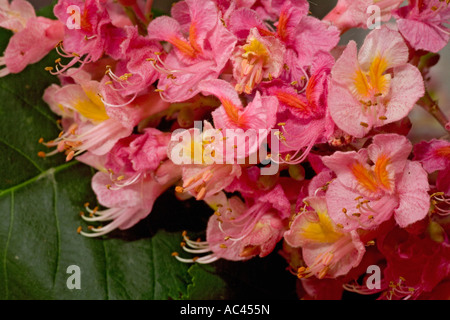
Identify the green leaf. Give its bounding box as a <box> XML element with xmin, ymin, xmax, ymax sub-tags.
<box><xmin>0</xmin><ymin>153</ymin><xmax>197</xmax><ymax>299</ymax></box>
<box><xmin>0</xmin><ymin>26</ymin><xmax>196</xmax><ymax>299</ymax></box>
<box><xmin>185</xmin><ymin>264</ymin><xmax>228</xmax><ymax>300</ymax></box>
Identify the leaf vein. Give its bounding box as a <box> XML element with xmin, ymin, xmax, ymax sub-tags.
<box><xmin>0</xmin><ymin>81</ymin><xmax>56</xmax><ymax>123</ymax></box>
<box><xmin>0</xmin><ymin>139</ymin><xmax>44</xmax><ymax>173</ymax></box>
<box><xmin>3</xmin><ymin>191</ymin><xmax>14</xmax><ymax>299</ymax></box>
<box><xmin>51</xmin><ymin>175</ymin><xmax>61</xmax><ymax>289</ymax></box>
<box><xmin>0</xmin><ymin>161</ymin><xmax>77</xmax><ymax>197</ymax></box>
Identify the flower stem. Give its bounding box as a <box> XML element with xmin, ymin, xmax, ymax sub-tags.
<box><xmin>417</xmin><ymin>90</ymin><xmax>450</xmax><ymax>132</ymax></box>
<box><xmin>145</xmin><ymin>0</ymin><xmax>154</xmax><ymax>19</ymax></box>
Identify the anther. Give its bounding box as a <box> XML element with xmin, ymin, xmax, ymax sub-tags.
<box><xmin>196</xmin><ymin>187</ymin><xmax>207</xmax><ymax>200</ymax></box>
<box><xmin>318</xmin><ymin>267</ymin><xmax>329</xmax><ymax>279</ymax></box>
<box><xmin>65</xmin><ymin>150</ymin><xmax>75</xmax><ymax>161</ymax></box>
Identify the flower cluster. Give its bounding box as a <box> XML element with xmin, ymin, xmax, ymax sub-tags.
<box><xmin>2</xmin><ymin>0</ymin><xmax>450</xmax><ymax>299</ymax></box>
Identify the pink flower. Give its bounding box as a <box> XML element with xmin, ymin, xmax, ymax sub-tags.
<box><xmin>394</xmin><ymin>0</ymin><xmax>450</xmax><ymax>53</ymax></box>
<box><xmin>284</xmin><ymin>196</ymin><xmax>366</xmax><ymax>279</ymax></box>
<box><xmin>0</xmin><ymin>0</ymin><xmax>35</xmax><ymax>32</ymax></box>
<box><xmin>306</xmin><ymin>168</ymin><xmax>335</xmax><ymax>199</ymax></box>
<box><xmin>215</xmin><ymin>0</ymin><xmax>301</xmax><ymax>23</ymax></box>
<box><xmin>76</xmin><ymin>125</ymin><xmax>179</xmax><ymax>237</ymax></box>
<box><xmin>0</xmin><ymin>1</ymin><xmax>64</xmax><ymax>76</ymax></box>
<box><xmin>40</xmin><ymin>76</ymin><xmax>130</xmax><ymax>160</ymax></box>
<box><xmin>328</xmin><ymin>26</ymin><xmax>424</xmax><ymax>138</ymax></box>
<box><xmin>264</xmin><ymin>52</ymin><xmax>336</xmax><ymax>164</ymax></box>
<box><xmin>251</xmin><ymin>0</ymin><xmax>294</xmax><ymax>21</ymax></box>
<box><xmin>228</xmin><ymin>1</ymin><xmax>339</xmax><ymax>90</ymax></box>
<box><xmin>322</xmin><ymin>134</ymin><xmax>430</xmax><ymax>231</ymax></box>
<box><xmin>105</xmin><ymin>128</ymin><xmax>171</xmax><ymax>184</ymax></box>
<box><xmin>168</xmin><ymin>120</ymin><xmax>242</xmax><ymax>200</ymax></box>
<box><xmin>174</xmin><ymin>185</ymin><xmax>290</xmax><ymax>263</ymax></box>
<box><xmin>198</xmin><ymin>78</ymin><xmax>278</xmax><ymax>158</ymax></box>
<box><xmin>53</xmin><ymin>0</ymin><xmax>126</xmax><ymax>73</ymax></box>
<box><xmin>206</xmin><ymin>196</ymin><xmax>287</xmax><ymax>261</ymax></box>
<box><xmin>40</xmin><ymin>71</ymin><xmax>168</xmax><ymax>160</ymax></box>
<box><xmin>79</xmin><ymin>160</ymin><xmax>181</xmax><ymax>237</ymax></box>
<box><xmin>100</xmin><ymin>26</ymin><xmax>162</xmax><ymax>102</ymax></box>
<box><xmin>323</xmin><ymin>0</ymin><xmax>404</xmax><ymax>33</ymax></box>
<box><xmin>147</xmin><ymin>0</ymin><xmax>237</xmax><ymax>102</ymax></box>
<box><xmin>278</xmin><ymin>1</ymin><xmax>339</xmax><ymax>85</ymax></box>
<box><xmin>231</xmin><ymin>27</ymin><xmax>285</xmax><ymax>94</ymax></box>
<box><xmin>413</xmin><ymin>139</ymin><xmax>450</xmax><ymax>196</ymax></box>
<box><xmin>376</xmin><ymin>226</ymin><xmax>450</xmax><ymax>300</ymax></box>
